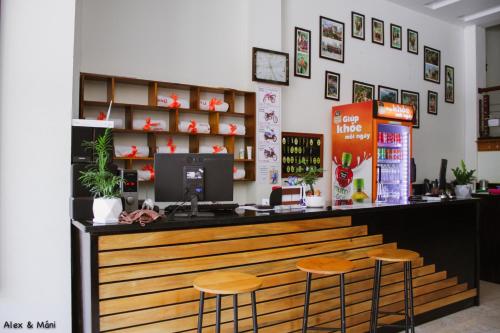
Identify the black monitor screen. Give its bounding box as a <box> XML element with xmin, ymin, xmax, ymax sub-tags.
<box><xmin>154</xmin><ymin>153</ymin><xmax>234</xmax><ymax>202</ymax></box>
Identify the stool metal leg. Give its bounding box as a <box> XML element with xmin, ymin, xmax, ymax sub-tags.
<box><xmin>302</xmin><ymin>272</ymin><xmax>312</xmax><ymax>333</ymax></box>
<box><xmin>407</xmin><ymin>262</ymin><xmax>416</xmax><ymax>333</ymax></box>
<box><xmin>340</xmin><ymin>273</ymin><xmax>347</xmax><ymax>333</ymax></box>
<box><xmin>233</xmin><ymin>294</ymin><xmax>239</xmax><ymax>333</ymax></box>
<box><xmin>370</xmin><ymin>260</ymin><xmax>382</xmax><ymax>333</ymax></box>
<box><xmin>251</xmin><ymin>291</ymin><xmax>258</xmax><ymax>333</ymax></box>
<box><xmin>403</xmin><ymin>262</ymin><xmax>410</xmax><ymax>333</ymax></box>
<box><xmin>197</xmin><ymin>291</ymin><xmax>205</xmax><ymax>333</ymax></box>
<box><xmin>215</xmin><ymin>294</ymin><xmax>222</xmax><ymax>333</ymax></box>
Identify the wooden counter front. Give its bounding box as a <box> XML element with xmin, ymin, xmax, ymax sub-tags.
<box><xmin>72</xmin><ymin>202</ymin><xmax>479</xmax><ymax>333</ymax></box>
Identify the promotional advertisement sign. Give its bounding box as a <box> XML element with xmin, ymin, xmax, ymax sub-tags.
<box><xmin>375</xmin><ymin>101</ymin><xmax>414</xmax><ymax>121</ymax></box>
<box><xmin>332</xmin><ymin>102</ymin><xmax>373</xmax><ymax>204</ymax></box>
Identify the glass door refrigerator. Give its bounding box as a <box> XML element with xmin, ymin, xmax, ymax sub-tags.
<box><xmin>332</xmin><ymin>101</ymin><xmax>414</xmax><ymax>204</ymax></box>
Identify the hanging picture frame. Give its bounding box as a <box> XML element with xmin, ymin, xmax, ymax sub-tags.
<box><xmin>353</xmin><ymin>80</ymin><xmax>375</xmax><ymax>103</ymax></box>
<box><xmin>407</xmin><ymin>29</ymin><xmax>418</xmax><ymax>54</ymax></box>
<box><xmin>351</xmin><ymin>12</ymin><xmax>365</xmax><ymax>40</ymax></box>
<box><xmin>424</xmin><ymin>46</ymin><xmax>441</xmax><ymax>83</ymax></box>
<box><xmin>378</xmin><ymin>85</ymin><xmax>398</xmax><ymax>103</ymax></box>
<box><xmin>390</xmin><ymin>24</ymin><xmax>402</xmax><ymax>50</ymax></box>
<box><xmin>372</xmin><ymin>18</ymin><xmax>384</xmax><ymax>45</ymax></box>
<box><xmin>401</xmin><ymin>90</ymin><xmax>420</xmax><ymax>128</ymax></box>
<box><xmin>445</xmin><ymin>65</ymin><xmax>455</xmax><ymax>103</ymax></box>
<box><xmin>325</xmin><ymin>71</ymin><xmax>340</xmax><ymax>101</ymax></box>
<box><xmin>319</xmin><ymin>16</ymin><xmax>345</xmax><ymax>63</ymax></box>
<box><xmin>428</xmin><ymin>91</ymin><xmax>438</xmax><ymax>115</ymax></box>
<box><xmin>294</xmin><ymin>27</ymin><xmax>311</xmax><ymax>78</ymax></box>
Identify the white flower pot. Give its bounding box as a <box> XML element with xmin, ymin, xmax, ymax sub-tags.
<box><xmin>454</xmin><ymin>184</ymin><xmax>472</xmax><ymax>199</ymax></box>
<box><xmin>305</xmin><ymin>196</ymin><xmax>325</xmax><ymax>208</ymax></box>
<box><xmin>93</xmin><ymin>197</ymin><xmax>123</xmax><ymax>224</ymax></box>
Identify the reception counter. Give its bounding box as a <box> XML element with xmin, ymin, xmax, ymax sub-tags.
<box><xmin>72</xmin><ymin>199</ymin><xmax>479</xmax><ymax>333</ymax></box>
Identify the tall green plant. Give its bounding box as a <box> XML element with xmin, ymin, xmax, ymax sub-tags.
<box><xmin>451</xmin><ymin>160</ymin><xmax>475</xmax><ymax>185</ymax></box>
<box><xmin>298</xmin><ymin>166</ymin><xmax>324</xmax><ymax>194</ymax></box>
<box><xmin>79</xmin><ymin>128</ymin><xmax>122</xmax><ymax>198</ymax></box>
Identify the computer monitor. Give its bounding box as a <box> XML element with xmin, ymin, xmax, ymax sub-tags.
<box><xmin>154</xmin><ymin>153</ymin><xmax>233</xmax><ymax>215</ymax></box>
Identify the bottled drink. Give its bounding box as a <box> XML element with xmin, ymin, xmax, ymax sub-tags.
<box><xmin>352</xmin><ymin>178</ymin><xmax>369</xmax><ymax>203</ymax></box>
<box><xmin>334</xmin><ymin>152</ymin><xmax>354</xmax><ymax>205</ymax></box>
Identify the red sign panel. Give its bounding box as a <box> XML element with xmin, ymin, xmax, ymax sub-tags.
<box><xmin>375</xmin><ymin>101</ymin><xmax>414</xmax><ymax>121</ymax></box>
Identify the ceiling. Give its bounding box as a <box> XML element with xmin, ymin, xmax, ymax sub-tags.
<box><xmin>387</xmin><ymin>0</ymin><xmax>500</xmax><ymax>27</ymax></box>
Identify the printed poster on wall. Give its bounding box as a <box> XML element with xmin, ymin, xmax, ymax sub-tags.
<box><xmin>257</xmin><ymin>85</ymin><xmax>282</xmax><ymax>184</ymax></box>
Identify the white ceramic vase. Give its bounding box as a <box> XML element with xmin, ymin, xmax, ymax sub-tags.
<box><xmin>305</xmin><ymin>196</ymin><xmax>325</xmax><ymax>208</ymax></box>
<box><xmin>93</xmin><ymin>197</ymin><xmax>123</xmax><ymax>224</ymax></box>
<box><xmin>454</xmin><ymin>184</ymin><xmax>472</xmax><ymax>199</ymax></box>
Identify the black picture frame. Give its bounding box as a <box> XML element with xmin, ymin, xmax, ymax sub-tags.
<box><xmin>428</xmin><ymin>90</ymin><xmax>438</xmax><ymax>115</ymax></box>
<box><xmin>351</xmin><ymin>11</ymin><xmax>365</xmax><ymax>40</ymax></box>
<box><xmin>352</xmin><ymin>80</ymin><xmax>375</xmax><ymax>103</ymax></box>
<box><xmin>294</xmin><ymin>27</ymin><xmax>311</xmax><ymax>79</ymax></box>
<box><xmin>390</xmin><ymin>24</ymin><xmax>402</xmax><ymax>50</ymax></box>
<box><xmin>424</xmin><ymin>46</ymin><xmax>441</xmax><ymax>84</ymax></box>
<box><xmin>445</xmin><ymin>65</ymin><xmax>455</xmax><ymax>103</ymax></box>
<box><xmin>378</xmin><ymin>85</ymin><xmax>399</xmax><ymax>103</ymax></box>
<box><xmin>252</xmin><ymin>47</ymin><xmax>290</xmax><ymax>86</ymax></box>
<box><xmin>407</xmin><ymin>29</ymin><xmax>418</xmax><ymax>54</ymax></box>
<box><xmin>325</xmin><ymin>71</ymin><xmax>341</xmax><ymax>101</ymax></box>
<box><xmin>401</xmin><ymin>90</ymin><xmax>420</xmax><ymax>128</ymax></box>
<box><xmin>319</xmin><ymin>16</ymin><xmax>345</xmax><ymax>63</ymax></box>
<box><xmin>372</xmin><ymin>18</ymin><xmax>384</xmax><ymax>45</ymax></box>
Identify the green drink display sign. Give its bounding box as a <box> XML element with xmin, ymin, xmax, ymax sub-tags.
<box><xmin>282</xmin><ymin>132</ymin><xmax>323</xmax><ymax>177</ymax></box>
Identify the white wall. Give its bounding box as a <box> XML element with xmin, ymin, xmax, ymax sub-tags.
<box><xmin>0</xmin><ymin>0</ymin><xmax>76</xmax><ymax>331</ymax></box>
<box><xmin>79</xmin><ymin>0</ymin><xmax>467</xmax><ymax>203</ymax></box>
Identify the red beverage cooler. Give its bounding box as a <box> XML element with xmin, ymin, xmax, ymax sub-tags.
<box><xmin>332</xmin><ymin>101</ymin><xmax>414</xmax><ymax>204</ymax></box>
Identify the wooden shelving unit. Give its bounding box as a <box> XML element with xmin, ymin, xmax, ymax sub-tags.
<box><xmin>79</xmin><ymin>73</ymin><xmax>256</xmax><ymax>181</ymax></box>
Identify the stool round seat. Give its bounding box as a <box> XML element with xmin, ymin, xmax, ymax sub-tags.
<box><xmin>297</xmin><ymin>257</ymin><xmax>355</xmax><ymax>275</ymax></box>
<box><xmin>367</xmin><ymin>248</ymin><xmax>419</xmax><ymax>262</ymax></box>
<box><xmin>193</xmin><ymin>271</ymin><xmax>262</xmax><ymax>295</ymax></box>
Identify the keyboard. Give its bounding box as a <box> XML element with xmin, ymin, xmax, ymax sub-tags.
<box><xmin>164</xmin><ymin>203</ymin><xmax>239</xmax><ymax>213</ymax></box>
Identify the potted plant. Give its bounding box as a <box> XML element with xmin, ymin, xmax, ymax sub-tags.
<box><xmin>299</xmin><ymin>166</ymin><xmax>325</xmax><ymax>207</ymax></box>
<box><xmin>451</xmin><ymin>160</ymin><xmax>475</xmax><ymax>199</ymax></box>
<box><xmin>79</xmin><ymin>128</ymin><xmax>123</xmax><ymax>223</ymax></box>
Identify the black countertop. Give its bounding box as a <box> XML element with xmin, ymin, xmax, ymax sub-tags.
<box><xmin>71</xmin><ymin>198</ymin><xmax>479</xmax><ymax>235</ymax></box>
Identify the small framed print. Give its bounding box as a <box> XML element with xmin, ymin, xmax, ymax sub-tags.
<box><xmin>428</xmin><ymin>91</ymin><xmax>438</xmax><ymax>115</ymax></box>
<box><xmin>372</xmin><ymin>18</ymin><xmax>384</xmax><ymax>45</ymax></box>
<box><xmin>390</xmin><ymin>24</ymin><xmax>402</xmax><ymax>50</ymax></box>
<box><xmin>407</xmin><ymin>29</ymin><xmax>418</xmax><ymax>54</ymax></box>
<box><xmin>325</xmin><ymin>71</ymin><xmax>340</xmax><ymax>101</ymax></box>
<box><xmin>424</xmin><ymin>46</ymin><xmax>441</xmax><ymax>84</ymax></box>
<box><xmin>353</xmin><ymin>80</ymin><xmax>375</xmax><ymax>103</ymax></box>
<box><xmin>378</xmin><ymin>85</ymin><xmax>398</xmax><ymax>103</ymax></box>
<box><xmin>320</xmin><ymin>16</ymin><xmax>345</xmax><ymax>63</ymax></box>
<box><xmin>445</xmin><ymin>65</ymin><xmax>455</xmax><ymax>103</ymax></box>
<box><xmin>352</xmin><ymin>12</ymin><xmax>365</xmax><ymax>40</ymax></box>
<box><xmin>294</xmin><ymin>27</ymin><xmax>311</xmax><ymax>78</ymax></box>
<box><xmin>252</xmin><ymin>47</ymin><xmax>289</xmax><ymax>85</ymax></box>
<box><xmin>401</xmin><ymin>90</ymin><xmax>420</xmax><ymax>128</ymax></box>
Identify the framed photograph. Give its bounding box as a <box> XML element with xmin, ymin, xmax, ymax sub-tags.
<box><xmin>390</xmin><ymin>24</ymin><xmax>402</xmax><ymax>50</ymax></box>
<box><xmin>353</xmin><ymin>80</ymin><xmax>375</xmax><ymax>103</ymax></box>
<box><xmin>325</xmin><ymin>71</ymin><xmax>341</xmax><ymax>101</ymax></box>
<box><xmin>401</xmin><ymin>90</ymin><xmax>420</xmax><ymax>128</ymax></box>
<box><xmin>378</xmin><ymin>85</ymin><xmax>398</xmax><ymax>103</ymax></box>
<box><xmin>320</xmin><ymin>16</ymin><xmax>345</xmax><ymax>63</ymax></box>
<box><xmin>252</xmin><ymin>47</ymin><xmax>289</xmax><ymax>85</ymax></box>
<box><xmin>424</xmin><ymin>46</ymin><xmax>441</xmax><ymax>83</ymax></box>
<box><xmin>351</xmin><ymin>12</ymin><xmax>365</xmax><ymax>40</ymax></box>
<box><xmin>407</xmin><ymin>29</ymin><xmax>418</xmax><ymax>54</ymax></box>
<box><xmin>445</xmin><ymin>65</ymin><xmax>455</xmax><ymax>103</ymax></box>
<box><xmin>372</xmin><ymin>18</ymin><xmax>384</xmax><ymax>45</ymax></box>
<box><xmin>428</xmin><ymin>91</ymin><xmax>438</xmax><ymax>115</ymax></box>
<box><xmin>294</xmin><ymin>27</ymin><xmax>311</xmax><ymax>78</ymax></box>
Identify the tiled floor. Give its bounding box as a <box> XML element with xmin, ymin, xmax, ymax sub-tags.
<box><xmin>403</xmin><ymin>281</ymin><xmax>500</xmax><ymax>333</ymax></box>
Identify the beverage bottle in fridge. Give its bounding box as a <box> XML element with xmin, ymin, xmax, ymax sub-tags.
<box><xmin>334</xmin><ymin>152</ymin><xmax>354</xmax><ymax>205</ymax></box>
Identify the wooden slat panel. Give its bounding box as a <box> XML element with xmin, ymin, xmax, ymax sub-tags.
<box><xmin>99</xmin><ymin>226</ymin><xmax>368</xmax><ymax>267</ymax></box>
<box><xmin>98</xmin><ymin>217</ymin><xmax>352</xmax><ymax>251</ymax></box>
<box><xmin>100</xmin><ymin>243</ymin><xmax>399</xmax><ymax>299</ymax></box>
<box><xmin>100</xmin><ymin>261</ymin><xmax>431</xmax><ymax>331</ymax></box>
<box><xmin>99</xmin><ymin>235</ymin><xmax>383</xmax><ymax>283</ymax></box>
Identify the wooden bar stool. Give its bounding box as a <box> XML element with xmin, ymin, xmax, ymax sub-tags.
<box><xmin>296</xmin><ymin>257</ymin><xmax>355</xmax><ymax>333</ymax></box>
<box><xmin>193</xmin><ymin>271</ymin><xmax>262</xmax><ymax>333</ymax></box>
<box><xmin>367</xmin><ymin>248</ymin><xmax>420</xmax><ymax>333</ymax></box>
